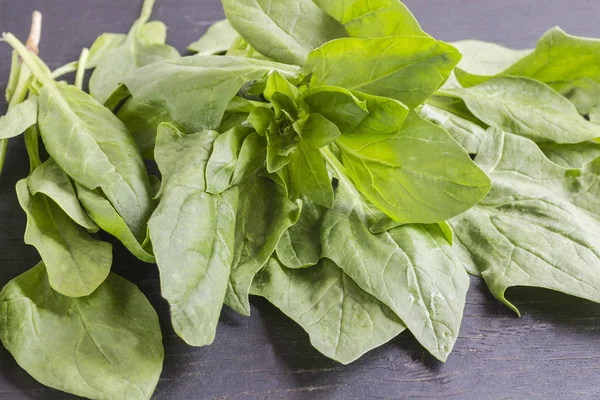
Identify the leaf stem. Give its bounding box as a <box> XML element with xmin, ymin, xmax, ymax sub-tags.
<box><xmin>2</xmin><ymin>32</ymin><xmax>51</xmax><ymax>86</ymax></box>
<box><xmin>139</xmin><ymin>0</ymin><xmax>156</xmax><ymax>24</ymax></box>
<box><xmin>74</xmin><ymin>48</ymin><xmax>89</xmax><ymax>90</ymax></box>
<box><xmin>51</xmin><ymin>61</ymin><xmax>77</xmax><ymax>79</ymax></box>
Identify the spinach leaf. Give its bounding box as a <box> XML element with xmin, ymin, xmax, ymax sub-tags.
<box><xmin>188</xmin><ymin>19</ymin><xmax>239</xmax><ymax>55</ymax></box>
<box><xmin>222</xmin><ymin>0</ymin><xmax>346</xmax><ymax>65</ymax></box>
<box><xmin>313</xmin><ymin>0</ymin><xmax>427</xmax><ymax>38</ymax></box>
<box><xmin>335</xmin><ymin>111</ymin><xmax>491</xmax><ymax>224</ymax></box>
<box><xmin>451</xmin><ymin>40</ymin><xmax>531</xmax><ymax>77</ymax></box>
<box><xmin>455</xmin><ymin>27</ymin><xmax>600</xmax><ymax>89</ymax></box>
<box><xmin>0</xmin><ymin>263</ymin><xmax>163</xmax><ymax>400</ymax></box>
<box><xmin>0</xmin><ymin>96</ymin><xmax>38</xmax><ymax>139</ymax></box>
<box><xmin>288</xmin><ymin>140</ymin><xmax>334</xmax><ymax>208</ymax></box>
<box><xmin>76</xmin><ymin>184</ymin><xmax>155</xmax><ymax>263</ymax></box>
<box><xmin>225</xmin><ymin>175</ymin><xmax>301</xmax><ymax>316</ymax></box>
<box><xmin>149</xmin><ymin>123</ymin><xmax>237</xmax><ymax>346</ymax></box>
<box><xmin>450</xmin><ymin>129</ymin><xmax>600</xmax><ymax>314</ymax></box>
<box><xmin>444</xmin><ymin>77</ymin><xmax>600</xmax><ymax>144</ymax></box>
<box><xmin>539</xmin><ymin>142</ymin><xmax>600</xmax><ymax>169</ymax></box>
<box><xmin>123</xmin><ymin>55</ymin><xmax>300</xmax><ymax>132</ymax></box>
<box><xmin>300</xmin><ymin>86</ymin><xmax>368</xmax><ymax>134</ymax></box>
<box><xmin>321</xmin><ymin>179</ymin><xmax>469</xmax><ymax>361</ymax></box>
<box><xmin>89</xmin><ymin>0</ymin><xmax>179</xmax><ymax>104</ymax></box>
<box><xmin>305</xmin><ymin>36</ymin><xmax>461</xmax><ymax>108</ymax></box>
<box><xmin>420</xmin><ymin>104</ymin><xmax>486</xmax><ymax>155</ymax></box>
<box><xmin>28</xmin><ymin>159</ymin><xmax>98</xmax><ymax>232</ymax></box>
<box><xmin>16</xmin><ymin>179</ymin><xmax>112</xmax><ymax>297</ymax></box>
<box><xmin>276</xmin><ymin>196</ymin><xmax>324</xmax><ymax>269</ymax></box>
<box><xmin>251</xmin><ymin>258</ymin><xmax>406</xmax><ymax>363</ymax></box>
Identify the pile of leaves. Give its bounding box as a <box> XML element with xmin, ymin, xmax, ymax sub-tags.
<box><xmin>1</xmin><ymin>0</ymin><xmax>600</xmax><ymax>398</ymax></box>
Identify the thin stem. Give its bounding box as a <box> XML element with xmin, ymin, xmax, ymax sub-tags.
<box><xmin>24</xmin><ymin>125</ymin><xmax>41</xmax><ymax>171</ymax></box>
<box><xmin>2</xmin><ymin>33</ymin><xmax>50</xmax><ymax>85</ymax></box>
<box><xmin>320</xmin><ymin>146</ymin><xmax>350</xmax><ymax>184</ymax></box>
<box><xmin>74</xmin><ymin>48</ymin><xmax>89</xmax><ymax>90</ymax></box>
<box><xmin>139</xmin><ymin>0</ymin><xmax>156</xmax><ymax>23</ymax></box>
<box><xmin>51</xmin><ymin>61</ymin><xmax>77</xmax><ymax>79</ymax></box>
<box><xmin>25</xmin><ymin>11</ymin><xmax>42</xmax><ymax>55</ymax></box>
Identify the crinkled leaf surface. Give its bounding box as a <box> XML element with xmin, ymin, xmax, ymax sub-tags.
<box><xmin>336</xmin><ymin>111</ymin><xmax>491</xmax><ymax>224</ymax></box>
<box><xmin>222</xmin><ymin>0</ymin><xmax>346</xmax><ymax>65</ymax></box>
<box><xmin>0</xmin><ymin>263</ymin><xmax>163</xmax><ymax>400</ymax></box>
<box><xmin>444</xmin><ymin>77</ymin><xmax>600</xmax><ymax>144</ymax></box>
<box><xmin>251</xmin><ymin>258</ymin><xmax>406</xmax><ymax>363</ymax></box>
<box><xmin>450</xmin><ymin>129</ymin><xmax>600</xmax><ymax>314</ymax></box>
<box><xmin>16</xmin><ymin>179</ymin><xmax>112</xmax><ymax>298</ymax></box>
<box><xmin>540</xmin><ymin>142</ymin><xmax>600</xmax><ymax>169</ymax></box>
<box><xmin>306</xmin><ymin>36</ymin><xmax>461</xmax><ymax>108</ymax></box>
<box><xmin>124</xmin><ymin>56</ymin><xmax>300</xmax><ymax>132</ymax></box>
<box><xmin>321</xmin><ymin>180</ymin><xmax>469</xmax><ymax>361</ymax></box>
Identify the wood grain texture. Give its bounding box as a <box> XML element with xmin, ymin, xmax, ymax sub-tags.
<box><xmin>1</xmin><ymin>1</ymin><xmax>600</xmax><ymax>399</ymax></box>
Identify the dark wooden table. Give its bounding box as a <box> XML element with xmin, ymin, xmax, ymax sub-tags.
<box><xmin>2</xmin><ymin>1</ymin><xmax>600</xmax><ymax>399</ymax></box>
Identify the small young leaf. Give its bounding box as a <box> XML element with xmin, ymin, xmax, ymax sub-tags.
<box><xmin>0</xmin><ymin>96</ymin><xmax>38</xmax><ymax>140</ymax></box>
<box><xmin>188</xmin><ymin>19</ymin><xmax>239</xmax><ymax>54</ymax></box>
<box><xmin>289</xmin><ymin>141</ymin><xmax>334</xmax><ymax>208</ymax></box>
<box><xmin>298</xmin><ymin>113</ymin><xmax>341</xmax><ymax>149</ymax></box>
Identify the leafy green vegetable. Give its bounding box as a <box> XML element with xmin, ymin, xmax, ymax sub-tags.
<box><xmin>0</xmin><ymin>96</ymin><xmax>38</xmax><ymax>139</ymax></box>
<box><xmin>222</xmin><ymin>0</ymin><xmax>346</xmax><ymax>65</ymax></box>
<box><xmin>0</xmin><ymin>263</ymin><xmax>163</xmax><ymax>400</ymax></box>
<box><xmin>443</xmin><ymin>77</ymin><xmax>600</xmax><ymax>143</ymax></box>
<box><xmin>313</xmin><ymin>0</ymin><xmax>427</xmax><ymax>38</ymax></box>
<box><xmin>251</xmin><ymin>258</ymin><xmax>406</xmax><ymax>363</ymax></box>
<box><xmin>89</xmin><ymin>0</ymin><xmax>179</xmax><ymax>104</ymax></box>
<box><xmin>188</xmin><ymin>19</ymin><xmax>239</xmax><ymax>54</ymax></box>
<box><xmin>335</xmin><ymin>111</ymin><xmax>491</xmax><ymax>224</ymax></box>
<box><xmin>451</xmin><ymin>40</ymin><xmax>531</xmax><ymax>77</ymax></box>
<box><xmin>420</xmin><ymin>104</ymin><xmax>485</xmax><ymax>154</ymax></box>
<box><xmin>450</xmin><ymin>129</ymin><xmax>600</xmax><ymax>314</ymax></box>
<box><xmin>306</xmin><ymin>36</ymin><xmax>461</xmax><ymax>108</ymax></box>
<box><xmin>539</xmin><ymin>141</ymin><xmax>600</xmax><ymax>168</ymax></box>
<box><xmin>123</xmin><ymin>56</ymin><xmax>300</xmax><ymax>132</ymax></box>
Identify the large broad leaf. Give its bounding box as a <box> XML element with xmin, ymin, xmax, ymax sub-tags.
<box><xmin>305</xmin><ymin>36</ymin><xmax>461</xmax><ymax>108</ymax></box>
<box><xmin>38</xmin><ymin>83</ymin><xmax>154</xmax><ymax>241</ymax></box>
<box><xmin>455</xmin><ymin>27</ymin><xmax>600</xmax><ymax>89</ymax></box>
<box><xmin>16</xmin><ymin>179</ymin><xmax>112</xmax><ymax>298</ymax></box>
<box><xmin>187</xmin><ymin>19</ymin><xmax>239</xmax><ymax>55</ymax></box>
<box><xmin>0</xmin><ymin>263</ymin><xmax>163</xmax><ymax>400</ymax></box>
<box><xmin>335</xmin><ymin>111</ymin><xmax>491</xmax><ymax>224</ymax></box>
<box><xmin>444</xmin><ymin>77</ymin><xmax>600</xmax><ymax>144</ymax></box>
<box><xmin>451</xmin><ymin>40</ymin><xmax>531</xmax><ymax>77</ymax></box>
<box><xmin>539</xmin><ymin>142</ymin><xmax>600</xmax><ymax>169</ymax></box>
<box><xmin>222</xmin><ymin>0</ymin><xmax>346</xmax><ymax>65</ymax></box>
<box><xmin>0</xmin><ymin>96</ymin><xmax>37</xmax><ymax>139</ymax></box>
<box><xmin>149</xmin><ymin>123</ymin><xmax>237</xmax><ymax>346</ymax></box>
<box><xmin>28</xmin><ymin>159</ymin><xmax>98</xmax><ymax>232</ymax></box>
<box><xmin>321</xmin><ymin>180</ymin><xmax>469</xmax><ymax>361</ymax></box>
<box><xmin>124</xmin><ymin>55</ymin><xmax>300</xmax><ymax>132</ymax></box>
<box><xmin>225</xmin><ymin>176</ymin><xmax>301</xmax><ymax>316</ymax></box>
<box><xmin>276</xmin><ymin>196</ymin><xmax>325</xmax><ymax>269</ymax></box>
<box><xmin>251</xmin><ymin>258</ymin><xmax>406</xmax><ymax>363</ymax></box>
<box><xmin>450</xmin><ymin>129</ymin><xmax>600</xmax><ymax>314</ymax></box>
<box><xmin>89</xmin><ymin>0</ymin><xmax>179</xmax><ymax>104</ymax></box>
<box><xmin>313</xmin><ymin>0</ymin><xmax>427</xmax><ymax>38</ymax></box>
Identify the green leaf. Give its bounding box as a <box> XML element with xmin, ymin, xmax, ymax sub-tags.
<box><xmin>188</xmin><ymin>19</ymin><xmax>240</xmax><ymax>54</ymax></box>
<box><xmin>276</xmin><ymin>196</ymin><xmax>324</xmax><ymax>269</ymax></box>
<box><xmin>321</xmin><ymin>180</ymin><xmax>469</xmax><ymax>361</ymax></box>
<box><xmin>451</xmin><ymin>40</ymin><xmax>531</xmax><ymax>77</ymax></box>
<box><xmin>289</xmin><ymin>141</ymin><xmax>334</xmax><ymax>208</ymax></box>
<box><xmin>313</xmin><ymin>0</ymin><xmax>427</xmax><ymax>38</ymax></box>
<box><xmin>27</xmin><ymin>159</ymin><xmax>98</xmax><ymax>232</ymax></box>
<box><xmin>555</xmin><ymin>78</ymin><xmax>600</xmax><ymax>117</ymax></box>
<box><xmin>264</xmin><ymin>71</ymin><xmax>300</xmax><ymax>103</ymax></box>
<box><xmin>16</xmin><ymin>180</ymin><xmax>112</xmax><ymax>297</ymax></box>
<box><xmin>444</xmin><ymin>77</ymin><xmax>600</xmax><ymax>144</ymax></box>
<box><xmin>306</xmin><ymin>36</ymin><xmax>461</xmax><ymax>108</ymax></box>
<box><xmin>225</xmin><ymin>176</ymin><xmax>301</xmax><ymax>316</ymax></box>
<box><xmin>420</xmin><ymin>104</ymin><xmax>486</xmax><ymax>155</ymax></box>
<box><xmin>87</xmin><ymin>33</ymin><xmax>127</xmax><ymax>66</ymax></box>
<box><xmin>539</xmin><ymin>141</ymin><xmax>600</xmax><ymax>169</ymax></box>
<box><xmin>89</xmin><ymin>0</ymin><xmax>179</xmax><ymax>104</ymax></box>
<box><xmin>251</xmin><ymin>258</ymin><xmax>406</xmax><ymax>363</ymax></box>
<box><xmin>116</xmin><ymin>98</ymin><xmax>176</xmax><ymax>160</ymax></box>
<box><xmin>230</xmin><ymin>132</ymin><xmax>267</xmax><ymax>186</ymax></box>
<box><xmin>222</xmin><ymin>0</ymin><xmax>346</xmax><ymax>65</ymax></box>
<box><xmin>150</xmin><ymin>123</ymin><xmax>238</xmax><ymax>346</ymax></box>
<box><xmin>206</xmin><ymin>126</ymin><xmax>255</xmax><ymax>194</ymax></box>
<box><xmin>455</xmin><ymin>27</ymin><xmax>600</xmax><ymax>89</ymax></box>
<box><xmin>0</xmin><ymin>263</ymin><xmax>163</xmax><ymax>400</ymax></box>
<box><xmin>336</xmin><ymin>111</ymin><xmax>491</xmax><ymax>224</ymax></box>
<box><xmin>300</xmin><ymin>86</ymin><xmax>368</xmax><ymax>133</ymax></box>
<box><xmin>0</xmin><ymin>96</ymin><xmax>38</xmax><ymax>140</ymax></box>
<box><xmin>76</xmin><ymin>184</ymin><xmax>155</xmax><ymax>263</ymax></box>
<box><xmin>450</xmin><ymin>129</ymin><xmax>600</xmax><ymax>314</ymax></box>
<box><xmin>124</xmin><ymin>56</ymin><xmax>300</xmax><ymax>132</ymax></box>
<box><xmin>297</xmin><ymin>113</ymin><xmax>341</xmax><ymax>149</ymax></box>
<box><xmin>38</xmin><ymin>83</ymin><xmax>154</xmax><ymax>241</ymax></box>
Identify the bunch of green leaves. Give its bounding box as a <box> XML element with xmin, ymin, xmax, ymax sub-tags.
<box><xmin>1</xmin><ymin>0</ymin><xmax>600</xmax><ymax>399</ymax></box>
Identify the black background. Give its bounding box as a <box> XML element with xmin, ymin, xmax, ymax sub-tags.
<box><xmin>1</xmin><ymin>1</ymin><xmax>600</xmax><ymax>399</ymax></box>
